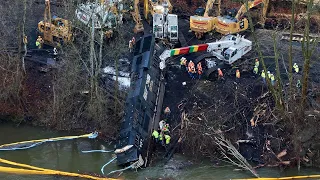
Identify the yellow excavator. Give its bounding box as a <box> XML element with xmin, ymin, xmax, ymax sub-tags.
<box><xmin>190</xmin><ymin>0</ymin><xmax>268</xmax><ymax>38</ymax></box>
<box><xmin>189</xmin><ymin>0</ymin><xmax>221</xmax><ymax>39</ymax></box>
<box><xmin>38</xmin><ymin>0</ymin><xmax>73</xmax><ymax>47</ymax></box>
<box><xmin>132</xmin><ymin>0</ymin><xmax>144</xmax><ymax>33</ymax></box>
<box><xmin>215</xmin><ymin>0</ymin><xmax>268</xmax><ymax>35</ymax></box>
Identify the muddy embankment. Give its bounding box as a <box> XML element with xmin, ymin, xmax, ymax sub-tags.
<box><xmin>160</xmin><ymin>29</ymin><xmax>320</xmax><ymax>171</ymax></box>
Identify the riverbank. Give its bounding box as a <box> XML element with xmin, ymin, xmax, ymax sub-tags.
<box><xmin>0</xmin><ymin>123</ymin><xmax>320</xmax><ymax>180</ymax></box>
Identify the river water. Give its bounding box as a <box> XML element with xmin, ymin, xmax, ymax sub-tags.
<box><xmin>0</xmin><ymin>123</ymin><xmax>319</xmax><ymax>180</ymax></box>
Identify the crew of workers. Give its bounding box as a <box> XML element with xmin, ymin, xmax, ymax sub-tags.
<box><xmin>180</xmin><ymin>56</ymin><xmax>301</xmax><ymax>88</ymax></box>
<box><xmin>180</xmin><ymin>57</ymin><xmax>203</xmax><ymax>79</ymax></box>
<box><xmin>258</xmin><ymin>58</ymin><xmax>300</xmax><ymax>87</ymax></box>
<box><xmin>152</xmin><ymin>106</ymin><xmax>172</xmax><ymax>146</ymax></box>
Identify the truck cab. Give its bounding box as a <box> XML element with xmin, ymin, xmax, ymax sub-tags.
<box><xmin>153</xmin><ymin>13</ymin><xmax>178</xmax><ymax>42</ymax></box>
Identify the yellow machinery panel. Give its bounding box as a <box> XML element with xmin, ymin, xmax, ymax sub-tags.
<box><xmin>215</xmin><ymin>17</ymin><xmax>249</xmax><ymax>35</ymax></box>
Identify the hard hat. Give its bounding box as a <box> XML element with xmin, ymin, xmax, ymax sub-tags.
<box><xmin>262</xmin><ymin>70</ymin><xmax>264</xmax><ymax>72</ymax></box>
<box><xmin>190</xmin><ymin>60</ymin><xmax>193</xmax><ymax>62</ymax></box>
<box><xmin>218</xmin><ymin>68</ymin><xmax>220</xmax><ymax>70</ymax></box>
<box><xmin>38</xmin><ymin>36</ymin><xmax>41</xmax><ymax>38</ymax></box>
<box><xmin>294</xmin><ymin>63</ymin><xmax>297</xmax><ymax>65</ymax></box>
<box><xmin>267</xmin><ymin>71</ymin><xmax>270</xmax><ymax>74</ymax></box>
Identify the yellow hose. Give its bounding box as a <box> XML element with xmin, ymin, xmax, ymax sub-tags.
<box><xmin>0</xmin><ymin>158</ymin><xmax>118</xmax><ymax>180</ymax></box>
<box><xmin>232</xmin><ymin>174</ymin><xmax>320</xmax><ymax>180</ymax></box>
<box><xmin>0</xmin><ymin>132</ymin><xmax>96</xmax><ymax>149</ymax></box>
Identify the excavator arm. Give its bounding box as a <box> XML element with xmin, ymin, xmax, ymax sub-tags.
<box><xmin>235</xmin><ymin>0</ymin><xmax>265</xmax><ymax>20</ymax></box>
<box><xmin>132</xmin><ymin>0</ymin><xmax>144</xmax><ymax>33</ymax></box>
<box><xmin>204</xmin><ymin>0</ymin><xmax>220</xmax><ymax>17</ymax></box>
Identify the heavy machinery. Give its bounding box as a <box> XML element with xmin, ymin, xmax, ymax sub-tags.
<box><xmin>190</xmin><ymin>0</ymin><xmax>267</xmax><ymax>38</ymax></box>
<box><xmin>132</xmin><ymin>0</ymin><xmax>178</xmax><ymax>43</ymax></box>
<box><xmin>132</xmin><ymin>0</ymin><xmax>144</xmax><ymax>33</ymax></box>
<box><xmin>38</xmin><ymin>0</ymin><xmax>73</xmax><ymax>47</ymax></box>
<box><xmin>159</xmin><ymin>34</ymin><xmax>252</xmax><ymax>77</ymax></box>
<box><xmin>190</xmin><ymin>0</ymin><xmax>221</xmax><ymax>39</ymax></box>
<box><xmin>215</xmin><ymin>0</ymin><xmax>268</xmax><ymax>35</ymax></box>
<box><xmin>75</xmin><ymin>0</ymin><xmax>124</xmax><ymax>38</ymax></box>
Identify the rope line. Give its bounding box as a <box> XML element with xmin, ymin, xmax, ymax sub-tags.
<box><xmin>0</xmin><ymin>132</ymin><xmax>98</xmax><ymax>151</ymax></box>
<box><xmin>82</xmin><ymin>150</ymin><xmax>113</xmax><ymax>153</ymax></box>
<box><xmin>101</xmin><ymin>157</ymin><xmax>117</xmax><ymax>175</ymax></box>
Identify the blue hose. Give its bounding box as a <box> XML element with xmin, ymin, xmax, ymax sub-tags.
<box><xmin>106</xmin><ymin>163</ymin><xmax>135</xmax><ymax>176</ymax></box>
<box><xmin>81</xmin><ymin>150</ymin><xmax>113</xmax><ymax>153</ymax></box>
<box><xmin>101</xmin><ymin>157</ymin><xmax>117</xmax><ymax>175</ymax></box>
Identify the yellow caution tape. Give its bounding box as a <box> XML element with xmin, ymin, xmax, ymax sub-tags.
<box><xmin>0</xmin><ymin>132</ymin><xmax>98</xmax><ymax>150</ymax></box>
<box><xmin>232</xmin><ymin>174</ymin><xmax>320</xmax><ymax>180</ymax></box>
<box><xmin>0</xmin><ymin>158</ymin><xmax>117</xmax><ymax>180</ymax></box>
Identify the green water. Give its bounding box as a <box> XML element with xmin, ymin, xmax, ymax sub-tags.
<box><xmin>0</xmin><ymin>124</ymin><xmax>319</xmax><ymax>180</ymax></box>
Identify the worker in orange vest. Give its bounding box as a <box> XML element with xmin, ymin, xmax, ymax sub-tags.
<box><xmin>197</xmin><ymin>62</ymin><xmax>203</xmax><ymax>79</ymax></box>
<box><xmin>217</xmin><ymin>68</ymin><xmax>224</xmax><ymax>80</ymax></box>
<box><xmin>188</xmin><ymin>60</ymin><xmax>195</xmax><ymax>78</ymax></box>
<box><xmin>236</xmin><ymin>69</ymin><xmax>240</xmax><ymax>78</ymax></box>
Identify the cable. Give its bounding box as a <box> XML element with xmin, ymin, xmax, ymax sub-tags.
<box><xmin>82</xmin><ymin>150</ymin><xmax>113</xmax><ymax>153</ymax></box>
<box><xmin>101</xmin><ymin>157</ymin><xmax>117</xmax><ymax>175</ymax></box>
<box><xmin>0</xmin><ymin>132</ymin><xmax>98</xmax><ymax>151</ymax></box>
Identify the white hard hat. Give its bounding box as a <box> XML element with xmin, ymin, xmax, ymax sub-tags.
<box><xmin>267</xmin><ymin>71</ymin><xmax>270</xmax><ymax>74</ymax></box>
<box><xmin>294</xmin><ymin>63</ymin><xmax>297</xmax><ymax>65</ymax></box>
<box><xmin>190</xmin><ymin>60</ymin><xmax>193</xmax><ymax>62</ymax></box>
<box><xmin>262</xmin><ymin>70</ymin><xmax>264</xmax><ymax>72</ymax></box>
<box><xmin>218</xmin><ymin>68</ymin><xmax>220</xmax><ymax>70</ymax></box>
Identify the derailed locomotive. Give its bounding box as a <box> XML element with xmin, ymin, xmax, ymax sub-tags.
<box><xmin>115</xmin><ymin>34</ymin><xmax>165</xmax><ymax>167</ymax></box>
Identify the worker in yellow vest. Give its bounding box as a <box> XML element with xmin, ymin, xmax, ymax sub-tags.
<box><xmin>261</xmin><ymin>70</ymin><xmax>266</xmax><ymax>84</ymax></box>
<box><xmin>255</xmin><ymin>58</ymin><xmax>259</xmax><ymax>68</ymax></box>
<box><xmin>164</xmin><ymin>134</ymin><xmax>171</xmax><ymax>145</ymax></box>
<box><xmin>270</xmin><ymin>73</ymin><xmax>275</xmax><ymax>86</ymax></box>
<box><xmin>36</xmin><ymin>36</ymin><xmax>44</xmax><ymax>49</ymax></box>
<box><xmin>152</xmin><ymin>129</ymin><xmax>159</xmax><ymax>143</ymax></box>
<box><xmin>180</xmin><ymin>57</ymin><xmax>188</xmax><ymax>71</ymax></box>
<box><xmin>293</xmin><ymin>63</ymin><xmax>299</xmax><ymax>73</ymax></box>
<box><xmin>253</xmin><ymin>66</ymin><xmax>259</xmax><ymax>74</ymax></box>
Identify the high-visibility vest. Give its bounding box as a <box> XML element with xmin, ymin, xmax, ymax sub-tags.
<box><xmin>197</xmin><ymin>63</ymin><xmax>203</xmax><ymax>74</ymax></box>
<box><xmin>180</xmin><ymin>59</ymin><xmax>187</xmax><ymax>65</ymax></box>
<box><xmin>159</xmin><ymin>134</ymin><xmax>163</xmax><ymax>141</ymax></box>
<box><xmin>36</xmin><ymin>41</ymin><xmax>40</xmax><ymax>46</ymax></box>
<box><xmin>152</xmin><ymin>130</ymin><xmax>159</xmax><ymax>139</ymax></box>
<box><xmin>218</xmin><ymin>69</ymin><xmax>223</xmax><ymax>77</ymax></box>
<box><xmin>255</xmin><ymin>61</ymin><xmax>259</xmax><ymax>67</ymax></box>
<box><xmin>253</xmin><ymin>66</ymin><xmax>258</xmax><ymax>73</ymax></box>
<box><xmin>261</xmin><ymin>72</ymin><xmax>265</xmax><ymax>78</ymax></box>
<box><xmin>236</xmin><ymin>71</ymin><xmax>240</xmax><ymax>78</ymax></box>
<box><xmin>293</xmin><ymin>64</ymin><xmax>299</xmax><ymax>73</ymax></box>
<box><xmin>270</xmin><ymin>74</ymin><xmax>275</xmax><ymax>81</ymax></box>
<box><xmin>164</xmin><ymin>135</ymin><xmax>171</xmax><ymax>144</ymax></box>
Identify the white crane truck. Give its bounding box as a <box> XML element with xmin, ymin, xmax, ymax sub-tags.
<box><xmin>159</xmin><ymin>34</ymin><xmax>252</xmax><ymax>77</ymax></box>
